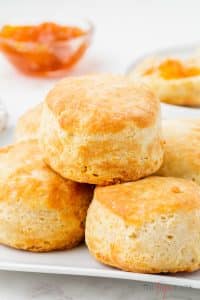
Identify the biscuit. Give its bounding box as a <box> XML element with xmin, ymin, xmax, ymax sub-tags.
<box><xmin>129</xmin><ymin>56</ymin><xmax>200</xmax><ymax>107</ymax></box>
<box><xmin>15</xmin><ymin>103</ymin><xmax>43</xmax><ymax>141</ymax></box>
<box><xmin>86</xmin><ymin>176</ymin><xmax>200</xmax><ymax>273</ymax></box>
<box><xmin>39</xmin><ymin>74</ymin><xmax>163</xmax><ymax>185</ymax></box>
<box><xmin>157</xmin><ymin>119</ymin><xmax>200</xmax><ymax>184</ymax></box>
<box><xmin>0</xmin><ymin>140</ymin><xmax>93</xmax><ymax>252</ymax></box>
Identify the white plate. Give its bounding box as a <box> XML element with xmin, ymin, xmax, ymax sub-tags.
<box><xmin>126</xmin><ymin>42</ymin><xmax>200</xmax><ymax>73</ymax></box>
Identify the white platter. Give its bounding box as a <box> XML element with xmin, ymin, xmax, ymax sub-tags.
<box><xmin>0</xmin><ymin>43</ymin><xmax>199</xmax><ymax>289</ymax></box>
<box><xmin>0</xmin><ymin>103</ymin><xmax>200</xmax><ymax>290</ymax></box>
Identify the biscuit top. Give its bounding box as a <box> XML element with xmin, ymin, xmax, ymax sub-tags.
<box><xmin>0</xmin><ymin>140</ymin><xmax>92</xmax><ymax>211</ymax></box>
<box><xmin>95</xmin><ymin>176</ymin><xmax>200</xmax><ymax>226</ymax></box>
<box><xmin>45</xmin><ymin>74</ymin><xmax>160</xmax><ymax>134</ymax></box>
<box><xmin>16</xmin><ymin>103</ymin><xmax>43</xmax><ymax>140</ymax></box>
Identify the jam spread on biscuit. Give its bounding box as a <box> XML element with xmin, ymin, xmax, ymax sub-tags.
<box><xmin>158</xmin><ymin>59</ymin><xmax>200</xmax><ymax>79</ymax></box>
<box><xmin>144</xmin><ymin>59</ymin><xmax>200</xmax><ymax>80</ymax></box>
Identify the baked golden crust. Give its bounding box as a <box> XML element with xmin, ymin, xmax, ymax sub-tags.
<box><xmin>15</xmin><ymin>103</ymin><xmax>43</xmax><ymax>141</ymax></box>
<box><xmin>86</xmin><ymin>176</ymin><xmax>200</xmax><ymax>273</ymax></box>
<box><xmin>0</xmin><ymin>140</ymin><xmax>93</xmax><ymax>252</ymax></box>
<box><xmin>129</xmin><ymin>56</ymin><xmax>200</xmax><ymax>107</ymax></box>
<box><xmin>40</xmin><ymin>74</ymin><xmax>163</xmax><ymax>185</ymax></box>
<box><xmin>94</xmin><ymin>176</ymin><xmax>200</xmax><ymax>226</ymax></box>
<box><xmin>157</xmin><ymin>119</ymin><xmax>200</xmax><ymax>184</ymax></box>
<box><xmin>46</xmin><ymin>74</ymin><xmax>160</xmax><ymax>134</ymax></box>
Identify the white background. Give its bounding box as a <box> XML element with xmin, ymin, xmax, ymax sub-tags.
<box><xmin>0</xmin><ymin>0</ymin><xmax>200</xmax><ymax>299</ymax></box>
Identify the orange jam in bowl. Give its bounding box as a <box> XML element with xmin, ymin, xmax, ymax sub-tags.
<box><xmin>0</xmin><ymin>21</ymin><xmax>93</xmax><ymax>77</ymax></box>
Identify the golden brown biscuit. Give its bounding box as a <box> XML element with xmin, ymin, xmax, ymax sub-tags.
<box><xmin>0</xmin><ymin>140</ymin><xmax>93</xmax><ymax>252</ymax></box>
<box><xmin>86</xmin><ymin>176</ymin><xmax>200</xmax><ymax>273</ymax></box>
<box><xmin>129</xmin><ymin>56</ymin><xmax>200</xmax><ymax>107</ymax></box>
<box><xmin>39</xmin><ymin>74</ymin><xmax>163</xmax><ymax>185</ymax></box>
<box><xmin>157</xmin><ymin>119</ymin><xmax>200</xmax><ymax>184</ymax></box>
<box><xmin>15</xmin><ymin>103</ymin><xmax>43</xmax><ymax>141</ymax></box>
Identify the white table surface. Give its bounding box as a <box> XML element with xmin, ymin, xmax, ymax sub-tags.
<box><xmin>0</xmin><ymin>0</ymin><xmax>200</xmax><ymax>298</ymax></box>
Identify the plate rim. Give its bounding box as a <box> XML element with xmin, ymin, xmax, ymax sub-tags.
<box><xmin>0</xmin><ymin>262</ymin><xmax>199</xmax><ymax>289</ymax></box>
<box><xmin>126</xmin><ymin>41</ymin><xmax>200</xmax><ymax>74</ymax></box>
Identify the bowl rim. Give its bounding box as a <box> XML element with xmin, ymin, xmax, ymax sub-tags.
<box><xmin>0</xmin><ymin>20</ymin><xmax>94</xmax><ymax>49</ymax></box>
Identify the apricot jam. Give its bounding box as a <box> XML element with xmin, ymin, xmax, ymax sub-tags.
<box><xmin>158</xmin><ymin>59</ymin><xmax>200</xmax><ymax>79</ymax></box>
<box><xmin>0</xmin><ymin>22</ymin><xmax>92</xmax><ymax>77</ymax></box>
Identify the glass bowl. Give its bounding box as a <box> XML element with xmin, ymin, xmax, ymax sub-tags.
<box><xmin>0</xmin><ymin>20</ymin><xmax>93</xmax><ymax>77</ymax></box>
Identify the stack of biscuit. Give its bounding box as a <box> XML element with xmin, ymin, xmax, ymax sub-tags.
<box><xmin>1</xmin><ymin>74</ymin><xmax>200</xmax><ymax>274</ymax></box>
